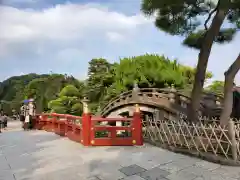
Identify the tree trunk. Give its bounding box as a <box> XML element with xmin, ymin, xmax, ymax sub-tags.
<box><xmin>220</xmin><ymin>53</ymin><xmax>240</xmax><ymax>126</ymax></box>
<box><xmin>187</xmin><ymin>7</ymin><xmax>227</xmax><ymax>122</ymax></box>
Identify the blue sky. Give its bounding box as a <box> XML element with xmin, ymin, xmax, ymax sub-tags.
<box><xmin>0</xmin><ymin>0</ymin><xmax>239</xmax><ymax>85</ymax></box>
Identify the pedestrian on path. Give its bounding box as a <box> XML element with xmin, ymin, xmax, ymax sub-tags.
<box><xmin>24</xmin><ymin>99</ymin><xmax>36</xmax><ymax>130</ymax></box>
<box><xmin>0</xmin><ymin>113</ymin><xmax>8</xmax><ymax>130</ymax></box>
<box><xmin>0</xmin><ymin>110</ymin><xmax>3</xmax><ymax>132</ymax></box>
<box><xmin>20</xmin><ymin>103</ymin><xmax>27</xmax><ymax>128</ymax></box>
<box><xmin>0</xmin><ymin>115</ymin><xmax>2</xmax><ymax>133</ymax></box>
<box><xmin>3</xmin><ymin>113</ymin><xmax>8</xmax><ymax>129</ymax></box>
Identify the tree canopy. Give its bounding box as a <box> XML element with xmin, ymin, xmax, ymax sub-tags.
<box><xmin>141</xmin><ymin>0</ymin><xmax>239</xmax><ymax>49</ymax></box>
<box><xmin>113</xmin><ymin>54</ymin><xmax>212</xmax><ymax>89</ymax></box>
<box><xmin>0</xmin><ymin>73</ymin><xmax>84</xmax><ymax>114</ymax></box>
<box><xmin>48</xmin><ymin>85</ymin><xmax>83</xmax><ymax>115</ymax></box>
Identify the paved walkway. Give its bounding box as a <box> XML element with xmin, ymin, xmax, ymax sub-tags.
<box><xmin>1</xmin><ymin>121</ymin><xmax>240</xmax><ymax>180</ymax></box>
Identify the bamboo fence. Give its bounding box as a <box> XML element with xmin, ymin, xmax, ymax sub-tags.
<box><xmin>142</xmin><ymin>116</ymin><xmax>240</xmax><ymax>161</ymax></box>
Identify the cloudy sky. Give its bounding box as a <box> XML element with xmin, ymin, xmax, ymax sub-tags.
<box><xmin>0</xmin><ymin>0</ymin><xmax>239</xmax><ymax>85</ymax></box>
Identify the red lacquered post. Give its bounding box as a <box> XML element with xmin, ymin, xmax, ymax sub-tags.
<box><xmin>132</xmin><ymin>104</ymin><xmax>143</xmax><ymax>146</ymax></box>
<box><xmin>37</xmin><ymin>115</ymin><xmax>43</xmax><ymax>130</ymax></box>
<box><xmin>54</xmin><ymin>120</ymin><xmax>59</xmax><ymax>135</ymax></box>
<box><xmin>59</xmin><ymin>120</ymin><xmax>66</xmax><ymax>136</ymax></box>
<box><xmin>51</xmin><ymin>113</ymin><xmax>57</xmax><ymax>132</ymax></box>
<box><xmin>81</xmin><ymin>97</ymin><xmax>91</xmax><ymax>146</ymax></box>
<box><xmin>46</xmin><ymin>117</ymin><xmax>51</xmax><ymax>132</ymax></box>
<box><xmin>81</xmin><ymin>113</ymin><xmax>91</xmax><ymax>146</ymax></box>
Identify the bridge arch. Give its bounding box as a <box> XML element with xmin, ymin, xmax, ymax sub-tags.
<box><xmin>100</xmin><ymin>88</ymin><xmax>224</xmax><ymax>118</ymax></box>
<box><xmin>101</xmin><ymin>88</ymin><xmax>194</xmax><ymax>117</ymax></box>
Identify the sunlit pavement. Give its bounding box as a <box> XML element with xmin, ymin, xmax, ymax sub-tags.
<box><xmin>0</xmin><ymin>121</ymin><xmax>240</xmax><ymax>180</ymax></box>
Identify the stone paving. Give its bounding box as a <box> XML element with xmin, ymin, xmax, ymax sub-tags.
<box><xmin>0</xmin><ymin>121</ymin><xmax>240</xmax><ymax>180</ymax></box>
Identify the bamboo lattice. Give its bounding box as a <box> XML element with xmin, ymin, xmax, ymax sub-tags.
<box><xmin>142</xmin><ymin>116</ymin><xmax>240</xmax><ymax>161</ymax></box>
<box><xmin>235</xmin><ymin>121</ymin><xmax>240</xmax><ymax>159</ymax></box>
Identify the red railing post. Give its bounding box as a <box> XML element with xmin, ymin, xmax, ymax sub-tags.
<box><xmin>81</xmin><ymin>113</ymin><xmax>91</xmax><ymax>146</ymax></box>
<box><xmin>132</xmin><ymin>104</ymin><xmax>143</xmax><ymax>146</ymax></box>
<box><xmin>51</xmin><ymin>113</ymin><xmax>57</xmax><ymax>132</ymax></box>
<box><xmin>37</xmin><ymin>115</ymin><xmax>43</xmax><ymax>130</ymax></box>
<box><xmin>59</xmin><ymin>120</ymin><xmax>66</xmax><ymax>136</ymax></box>
<box><xmin>81</xmin><ymin>97</ymin><xmax>91</xmax><ymax>146</ymax></box>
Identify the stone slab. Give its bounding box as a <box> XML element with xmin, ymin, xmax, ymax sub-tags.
<box><xmin>119</xmin><ymin>164</ymin><xmax>146</xmax><ymax>176</ymax></box>
<box><xmin>138</xmin><ymin>167</ymin><xmax>170</xmax><ymax>180</ymax></box>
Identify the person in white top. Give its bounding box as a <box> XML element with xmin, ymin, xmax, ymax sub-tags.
<box><xmin>20</xmin><ymin>103</ymin><xmax>27</xmax><ymax>128</ymax></box>
<box><xmin>28</xmin><ymin>102</ymin><xmax>35</xmax><ymax>116</ymax></box>
<box><xmin>25</xmin><ymin>99</ymin><xmax>36</xmax><ymax>130</ymax></box>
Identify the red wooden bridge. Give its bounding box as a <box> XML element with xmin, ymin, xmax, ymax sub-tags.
<box><xmin>34</xmin><ymin>99</ymin><xmax>143</xmax><ymax>146</ymax></box>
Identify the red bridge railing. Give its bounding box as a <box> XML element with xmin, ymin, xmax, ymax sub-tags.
<box><xmin>34</xmin><ymin>110</ymin><xmax>143</xmax><ymax>146</ymax></box>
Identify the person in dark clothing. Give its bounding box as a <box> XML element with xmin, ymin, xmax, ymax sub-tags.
<box><xmin>3</xmin><ymin>113</ymin><xmax>8</xmax><ymax>128</ymax></box>
<box><xmin>0</xmin><ymin>110</ymin><xmax>4</xmax><ymax>132</ymax></box>
<box><xmin>0</xmin><ymin>116</ymin><xmax>2</xmax><ymax>133</ymax></box>
<box><xmin>232</xmin><ymin>84</ymin><xmax>240</xmax><ymax>119</ymax></box>
<box><xmin>0</xmin><ymin>113</ymin><xmax>8</xmax><ymax>129</ymax></box>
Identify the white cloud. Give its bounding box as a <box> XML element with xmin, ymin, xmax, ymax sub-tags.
<box><xmin>3</xmin><ymin>0</ymin><xmax>37</xmax><ymax>3</ymax></box>
<box><xmin>106</xmin><ymin>32</ymin><xmax>125</xmax><ymax>42</ymax></box>
<box><xmin>56</xmin><ymin>48</ymin><xmax>83</xmax><ymax>62</ymax></box>
<box><xmin>0</xmin><ymin>3</ymin><xmax>150</xmax><ymax>59</ymax></box>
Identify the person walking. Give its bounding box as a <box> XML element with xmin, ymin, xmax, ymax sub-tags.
<box><xmin>0</xmin><ymin>110</ymin><xmax>7</xmax><ymax>130</ymax></box>
<box><xmin>0</xmin><ymin>111</ymin><xmax>3</xmax><ymax>133</ymax></box>
<box><xmin>20</xmin><ymin>103</ymin><xmax>27</xmax><ymax>128</ymax></box>
<box><xmin>2</xmin><ymin>113</ymin><xmax>8</xmax><ymax>129</ymax></box>
<box><xmin>25</xmin><ymin>99</ymin><xmax>36</xmax><ymax>130</ymax></box>
<box><xmin>0</xmin><ymin>112</ymin><xmax>8</xmax><ymax>130</ymax></box>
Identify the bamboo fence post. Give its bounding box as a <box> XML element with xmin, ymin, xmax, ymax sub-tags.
<box><xmin>228</xmin><ymin>119</ymin><xmax>237</xmax><ymax>161</ymax></box>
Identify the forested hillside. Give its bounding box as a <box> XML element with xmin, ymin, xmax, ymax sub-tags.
<box><xmin>0</xmin><ymin>54</ymin><xmax>216</xmax><ymax>115</ymax></box>
<box><xmin>0</xmin><ymin>73</ymin><xmax>84</xmax><ymax>114</ymax></box>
